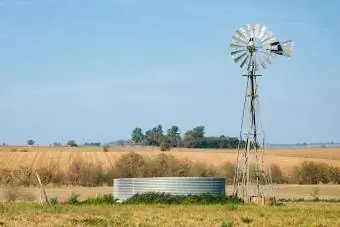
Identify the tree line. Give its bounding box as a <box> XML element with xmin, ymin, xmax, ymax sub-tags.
<box><xmin>129</xmin><ymin>125</ymin><xmax>247</xmax><ymax>149</ymax></box>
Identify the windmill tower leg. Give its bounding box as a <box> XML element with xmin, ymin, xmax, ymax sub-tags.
<box><xmin>233</xmin><ymin>66</ymin><xmax>273</xmax><ymax>204</ymax></box>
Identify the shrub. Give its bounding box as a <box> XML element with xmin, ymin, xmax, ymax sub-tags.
<box><xmin>148</xmin><ymin>153</ymin><xmax>192</xmax><ymax>177</ymax></box>
<box><xmin>216</xmin><ymin>162</ymin><xmax>236</xmax><ymax>184</ymax></box>
<box><xmin>0</xmin><ymin>205</ymin><xmax>7</xmax><ymax>214</ymax></box>
<box><xmin>0</xmin><ymin>169</ymin><xmax>16</xmax><ymax>186</ymax></box>
<box><xmin>221</xmin><ymin>221</ymin><xmax>233</xmax><ymax>227</ymax></box>
<box><xmin>160</xmin><ymin>141</ymin><xmax>171</xmax><ymax>151</ymax></box>
<box><xmin>291</xmin><ymin>161</ymin><xmax>332</xmax><ymax>184</ymax></box>
<box><xmin>113</xmin><ymin>152</ymin><xmax>149</xmax><ymax>178</ymax></box>
<box><xmin>82</xmin><ymin>194</ymin><xmax>117</xmax><ymax>205</ymax></box>
<box><xmin>36</xmin><ymin>162</ymin><xmax>62</xmax><ymax>186</ymax></box>
<box><xmin>189</xmin><ymin>162</ymin><xmax>217</xmax><ymax>177</ymax></box>
<box><xmin>123</xmin><ymin>192</ymin><xmax>243</xmax><ymax>205</ymax></box>
<box><xmin>68</xmin><ymin>193</ymin><xmax>80</xmax><ymax>204</ymax></box>
<box><xmin>50</xmin><ymin>196</ymin><xmax>59</xmax><ymax>205</ymax></box>
<box><xmin>17</xmin><ymin>167</ymin><xmax>35</xmax><ymax>187</ymax></box>
<box><xmin>64</xmin><ymin>157</ymin><xmax>106</xmax><ymax>186</ymax></box>
<box><xmin>241</xmin><ymin>217</ymin><xmax>253</xmax><ymax>224</ymax></box>
<box><xmin>269</xmin><ymin>164</ymin><xmax>287</xmax><ymax>184</ymax></box>
<box><xmin>329</xmin><ymin>166</ymin><xmax>340</xmax><ymax>184</ymax></box>
<box><xmin>102</xmin><ymin>145</ymin><xmax>109</xmax><ymax>152</ymax></box>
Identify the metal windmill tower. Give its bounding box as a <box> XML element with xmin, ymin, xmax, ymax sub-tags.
<box><xmin>229</xmin><ymin>23</ymin><xmax>292</xmax><ymax>203</ymax></box>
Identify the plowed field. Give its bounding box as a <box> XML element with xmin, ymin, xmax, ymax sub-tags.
<box><xmin>0</xmin><ymin>146</ymin><xmax>339</xmax><ymax>172</ymax></box>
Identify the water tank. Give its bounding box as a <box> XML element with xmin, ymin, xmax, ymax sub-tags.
<box><xmin>113</xmin><ymin>177</ymin><xmax>226</xmax><ymax>202</ymax></box>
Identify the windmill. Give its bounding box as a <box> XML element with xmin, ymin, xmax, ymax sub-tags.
<box><xmin>229</xmin><ymin>23</ymin><xmax>292</xmax><ymax>204</ymax></box>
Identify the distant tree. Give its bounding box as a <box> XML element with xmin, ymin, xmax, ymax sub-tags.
<box><xmin>27</xmin><ymin>139</ymin><xmax>35</xmax><ymax>146</ymax></box>
<box><xmin>184</xmin><ymin>126</ymin><xmax>205</xmax><ymax>140</ymax></box>
<box><xmin>131</xmin><ymin>127</ymin><xmax>144</xmax><ymax>144</ymax></box>
<box><xmin>53</xmin><ymin>142</ymin><xmax>62</xmax><ymax>146</ymax></box>
<box><xmin>128</xmin><ymin>124</ymin><xmax>245</xmax><ymax>149</ymax></box>
<box><xmin>142</xmin><ymin>124</ymin><xmax>164</xmax><ymax>146</ymax></box>
<box><xmin>166</xmin><ymin>125</ymin><xmax>181</xmax><ymax>147</ymax></box>
<box><xmin>67</xmin><ymin>140</ymin><xmax>78</xmax><ymax>147</ymax></box>
<box><xmin>84</xmin><ymin>142</ymin><xmax>101</xmax><ymax>146</ymax></box>
<box><xmin>116</xmin><ymin>140</ymin><xmax>126</xmax><ymax>146</ymax></box>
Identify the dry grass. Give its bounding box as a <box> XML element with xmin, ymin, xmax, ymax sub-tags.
<box><xmin>0</xmin><ymin>203</ymin><xmax>339</xmax><ymax>226</ymax></box>
<box><xmin>0</xmin><ymin>146</ymin><xmax>340</xmax><ymax>173</ymax></box>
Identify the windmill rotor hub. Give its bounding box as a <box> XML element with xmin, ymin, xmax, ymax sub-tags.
<box><xmin>247</xmin><ymin>40</ymin><xmax>255</xmax><ymax>53</ymax></box>
<box><xmin>230</xmin><ymin>23</ymin><xmax>293</xmax><ymax>72</ymax></box>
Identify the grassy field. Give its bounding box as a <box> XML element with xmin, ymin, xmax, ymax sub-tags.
<box><xmin>0</xmin><ymin>203</ymin><xmax>339</xmax><ymax>226</ymax></box>
<box><xmin>0</xmin><ymin>146</ymin><xmax>339</xmax><ymax>173</ymax></box>
<box><xmin>1</xmin><ymin>184</ymin><xmax>339</xmax><ymax>203</ymax></box>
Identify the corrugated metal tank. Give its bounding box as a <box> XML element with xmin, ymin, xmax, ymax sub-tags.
<box><xmin>113</xmin><ymin>177</ymin><xmax>226</xmax><ymax>201</ymax></box>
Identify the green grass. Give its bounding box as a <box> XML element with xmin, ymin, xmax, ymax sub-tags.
<box><xmin>0</xmin><ymin>203</ymin><xmax>339</xmax><ymax>226</ymax></box>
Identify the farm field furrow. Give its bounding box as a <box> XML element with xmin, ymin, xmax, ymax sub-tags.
<box><xmin>0</xmin><ymin>146</ymin><xmax>339</xmax><ymax>172</ymax></box>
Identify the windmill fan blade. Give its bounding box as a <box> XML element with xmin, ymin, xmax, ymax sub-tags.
<box><xmin>247</xmin><ymin>23</ymin><xmax>254</xmax><ymax>38</ymax></box>
<box><xmin>230</xmin><ymin>43</ymin><xmax>246</xmax><ymax>49</ymax></box>
<box><xmin>233</xmin><ymin>52</ymin><xmax>247</xmax><ymax>64</ymax></box>
<box><xmin>236</xmin><ymin>30</ymin><xmax>248</xmax><ymax>43</ymax></box>
<box><xmin>254</xmin><ymin>24</ymin><xmax>261</xmax><ymax>39</ymax></box>
<box><xmin>258</xmin><ymin>49</ymin><xmax>273</xmax><ymax>65</ymax></box>
<box><xmin>261</xmin><ymin>31</ymin><xmax>276</xmax><ymax>45</ymax></box>
<box><xmin>270</xmin><ymin>40</ymin><xmax>293</xmax><ymax>57</ymax></box>
<box><xmin>257</xmin><ymin>53</ymin><xmax>268</xmax><ymax>69</ymax></box>
<box><xmin>240</xmin><ymin>55</ymin><xmax>250</xmax><ymax>68</ymax></box>
<box><xmin>260</xmin><ymin>59</ymin><xmax>267</xmax><ymax>69</ymax></box>
<box><xmin>239</xmin><ymin>27</ymin><xmax>250</xmax><ymax>41</ymax></box>
<box><xmin>232</xmin><ymin>35</ymin><xmax>248</xmax><ymax>45</ymax></box>
<box><xmin>258</xmin><ymin>25</ymin><xmax>268</xmax><ymax>41</ymax></box>
<box><xmin>231</xmin><ymin>49</ymin><xmax>245</xmax><ymax>55</ymax></box>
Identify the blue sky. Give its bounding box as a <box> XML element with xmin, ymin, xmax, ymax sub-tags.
<box><xmin>0</xmin><ymin>0</ymin><xmax>339</xmax><ymax>145</ymax></box>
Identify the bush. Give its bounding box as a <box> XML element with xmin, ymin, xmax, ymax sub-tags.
<box><xmin>82</xmin><ymin>194</ymin><xmax>117</xmax><ymax>205</ymax></box>
<box><xmin>102</xmin><ymin>145</ymin><xmax>109</xmax><ymax>152</ymax></box>
<box><xmin>64</xmin><ymin>158</ymin><xmax>106</xmax><ymax>186</ymax></box>
<box><xmin>270</xmin><ymin>164</ymin><xmax>287</xmax><ymax>184</ymax></box>
<box><xmin>17</xmin><ymin>167</ymin><xmax>35</xmax><ymax>187</ymax></box>
<box><xmin>113</xmin><ymin>152</ymin><xmax>149</xmax><ymax>178</ymax></box>
<box><xmin>147</xmin><ymin>153</ymin><xmax>192</xmax><ymax>177</ymax></box>
<box><xmin>36</xmin><ymin>162</ymin><xmax>63</xmax><ymax>186</ymax></box>
<box><xmin>160</xmin><ymin>141</ymin><xmax>171</xmax><ymax>151</ymax></box>
<box><xmin>122</xmin><ymin>192</ymin><xmax>243</xmax><ymax>205</ymax></box>
<box><xmin>50</xmin><ymin>196</ymin><xmax>59</xmax><ymax>205</ymax></box>
<box><xmin>68</xmin><ymin>193</ymin><xmax>80</xmax><ymax>204</ymax></box>
<box><xmin>221</xmin><ymin>221</ymin><xmax>233</xmax><ymax>227</ymax></box>
<box><xmin>291</xmin><ymin>161</ymin><xmax>333</xmax><ymax>184</ymax></box>
<box><xmin>189</xmin><ymin>162</ymin><xmax>217</xmax><ymax>177</ymax></box>
<box><xmin>216</xmin><ymin>162</ymin><xmax>235</xmax><ymax>184</ymax></box>
<box><xmin>329</xmin><ymin>166</ymin><xmax>340</xmax><ymax>184</ymax></box>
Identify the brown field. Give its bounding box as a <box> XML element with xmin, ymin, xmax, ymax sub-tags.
<box><xmin>0</xmin><ymin>146</ymin><xmax>340</xmax><ymax>173</ymax></box>
<box><xmin>0</xmin><ymin>146</ymin><xmax>339</xmax><ymax>226</ymax></box>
